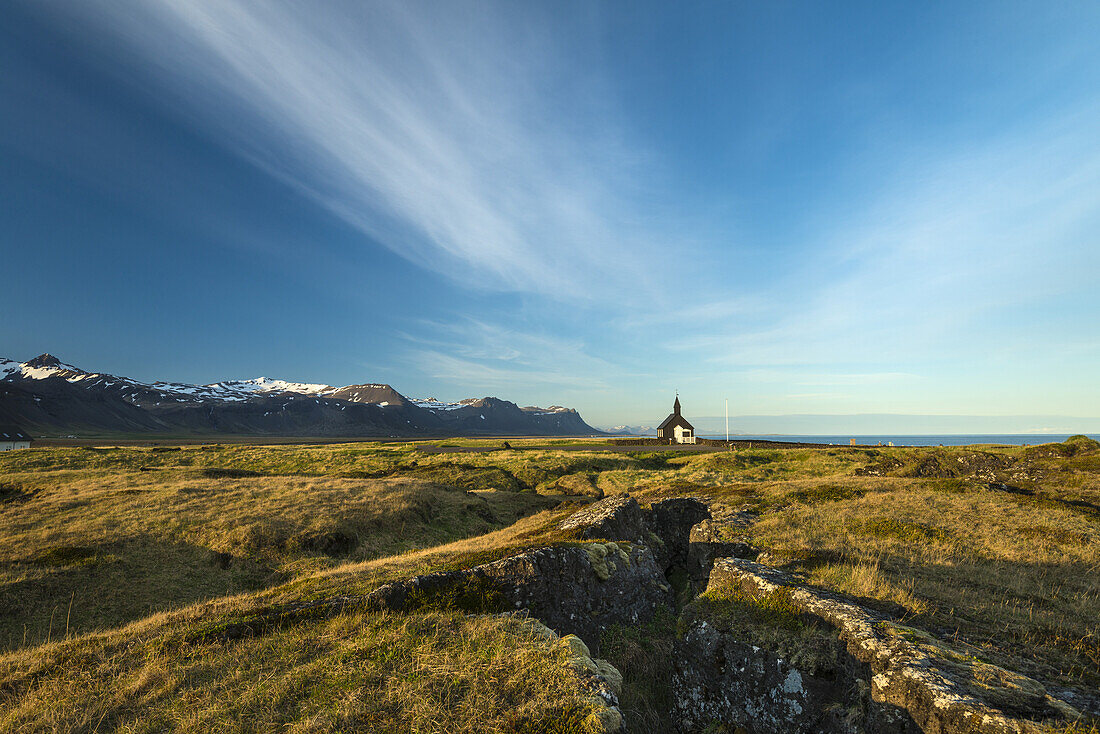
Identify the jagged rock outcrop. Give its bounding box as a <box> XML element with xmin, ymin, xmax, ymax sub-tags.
<box><xmin>365</xmin><ymin>542</ymin><xmax>673</xmax><ymax>651</ymax></box>
<box><xmin>560</xmin><ymin>494</ymin><xmax>649</xmax><ymax>543</ymax></box>
<box><xmin>674</xmin><ymin>558</ymin><xmax>1084</xmax><ymax>734</ymax></box>
<box><xmin>558</xmin><ymin>493</ymin><xmax>756</xmax><ymax>595</ymax></box>
<box><xmin>189</xmin><ymin>493</ymin><xmax>1087</xmax><ymax>734</ymax></box>
<box><xmin>675</xmin><ymin>618</ymin><xmax>920</xmax><ymax>733</ymax></box>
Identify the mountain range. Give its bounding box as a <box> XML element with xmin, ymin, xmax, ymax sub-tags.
<box><xmin>0</xmin><ymin>354</ymin><xmax>601</xmax><ymax>438</ymax></box>
<box><xmin>602</xmin><ymin>425</ymin><xmax>656</xmax><ymax>436</ymax></box>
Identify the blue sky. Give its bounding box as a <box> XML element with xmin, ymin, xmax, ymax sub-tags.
<box><xmin>2</xmin><ymin>1</ymin><xmax>1098</xmax><ymax>430</ymax></box>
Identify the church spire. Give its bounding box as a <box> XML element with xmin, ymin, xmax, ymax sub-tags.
<box><xmin>673</xmin><ymin>394</ymin><xmax>681</xmax><ymax>415</ymax></box>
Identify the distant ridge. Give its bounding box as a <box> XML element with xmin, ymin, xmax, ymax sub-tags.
<box><xmin>0</xmin><ymin>354</ymin><xmax>602</xmax><ymax>438</ymax></box>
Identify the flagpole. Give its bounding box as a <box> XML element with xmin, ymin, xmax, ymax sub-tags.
<box><xmin>725</xmin><ymin>398</ymin><xmax>729</xmax><ymax>443</ymax></box>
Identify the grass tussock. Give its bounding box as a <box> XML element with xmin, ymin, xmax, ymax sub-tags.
<box><xmin>0</xmin><ymin>463</ymin><xmax>561</xmax><ymax>651</ymax></box>
<box><xmin>0</xmin><ymin>611</ymin><xmax>606</xmax><ymax>734</ymax></box>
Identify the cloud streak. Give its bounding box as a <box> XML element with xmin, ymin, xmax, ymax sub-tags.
<box><xmin>399</xmin><ymin>317</ymin><xmax>620</xmax><ymax>396</ymax></box>
<box><xmin>23</xmin><ymin>3</ymin><xmax>1098</xmax><ymax>425</ymax></box>
<box><xmin>664</xmin><ymin>103</ymin><xmax>1100</xmax><ymax>371</ymax></box>
<box><xmin>78</xmin><ymin>0</ymin><xmax>657</xmax><ymax>300</ymax></box>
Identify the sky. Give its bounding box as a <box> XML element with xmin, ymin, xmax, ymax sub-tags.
<box><xmin>2</xmin><ymin>1</ymin><xmax>1099</xmax><ymax>430</ymax></box>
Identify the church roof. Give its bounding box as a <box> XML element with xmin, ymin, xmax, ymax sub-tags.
<box><xmin>657</xmin><ymin>412</ymin><xmax>693</xmax><ymax>430</ymax></box>
<box><xmin>657</xmin><ymin>395</ymin><xmax>693</xmax><ymax>430</ymax></box>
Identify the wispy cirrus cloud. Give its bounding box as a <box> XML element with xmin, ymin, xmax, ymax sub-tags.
<box><xmin>23</xmin><ymin>2</ymin><xmax>1099</xmax><ymax>425</ymax></box>
<box><xmin>74</xmin><ymin>0</ymin><xmax>659</xmax><ymax>300</ymax></box>
<box><xmin>665</xmin><ymin>103</ymin><xmax>1100</xmax><ymax>372</ymax></box>
<box><xmin>398</xmin><ymin>317</ymin><xmax>622</xmax><ymax>396</ymax></box>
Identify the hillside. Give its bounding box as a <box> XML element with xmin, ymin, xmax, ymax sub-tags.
<box><xmin>0</xmin><ymin>354</ymin><xmax>601</xmax><ymax>438</ymax></box>
<box><xmin>0</xmin><ymin>437</ymin><xmax>1098</xmax><ymax>732</ymax></box>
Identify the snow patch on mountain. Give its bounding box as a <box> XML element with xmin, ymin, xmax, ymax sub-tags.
<box><xmin>1</xmin><ymin>358</ymin><xmax>20</xmax><ymax>378</ymax></box>
<box><xmin>14</xmin><ymin>362</ymin><xmax>88</xmax><ymax>381</ymax></box>
<box><xmin>4</xmin><ymin>355</ymin><xmax>334</xmax><ymax>403</ymax></box>
<box><xmin>602</xmin><ymin>425</ymin><xmax>655</xmax><ymax>436</ymax></box>
<box><xmin>205</xmin><ymin>377</ymin><xmax>333</xmax><ymax>396</ymax></box>
<box><xmin>410</xmin><ymin>398</ymin><xmax>466</xmax><ymax>411</ymax></box>
<box><xmin>521</xmin><ymin>405</ymin><xmax>574</xmax><ymax>415</ymax></box>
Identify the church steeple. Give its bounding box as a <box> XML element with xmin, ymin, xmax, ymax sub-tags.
<box><xmin>656</xmin><ymin>391</ymin><xmax>695</xmax><ymax>443</ymax></box>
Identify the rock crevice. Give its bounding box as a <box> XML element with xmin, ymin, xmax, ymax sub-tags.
<box><xmin>199</xmin><ymin>493</ymin><xmax>1086</xmax><ymax>734</ymax></box>
<box><xmin>675</xmin><ymin>558</ymin><xmax>1084</xmax><ymax>734</ymax></box>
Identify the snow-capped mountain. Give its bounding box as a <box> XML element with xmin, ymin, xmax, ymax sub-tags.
<box><xmin>602</xmin><ymin>425</ymin><xmax>655</xmax><ymax>436</ymax></box>
<box><xmin>2</xmin><ymin>355</ymin><xmax>332</xmax><ymax>405</ymax></box>
<box><xmin>0</xmin><ymin>354</ymin><xmax>601</xmax><ymax>438</ymax></box>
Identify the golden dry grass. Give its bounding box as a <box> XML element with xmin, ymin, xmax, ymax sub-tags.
<box><xmin>0</xmin><ymin>464</ymin><xmax>561</xmax><ymax>651</ymax></box>
<box><xmin>0</xmin><ymin>611</ymin><xmax>605</xmax><ymax>734</ymax></box>
<box><xmin>631</xmin><ymin>441</ymin><xmax>1100</xmax><ymax>689</ymax></box>
<box><xmin>2</xmin><ymin>437</ymin><xmax>1098</xmax><ymax>730</ymax></box>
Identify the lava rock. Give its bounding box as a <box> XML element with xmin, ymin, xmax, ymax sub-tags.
<box><xmin>674</xmin><ymin>619</ymin><xmax>919</xmax><ymax>733</ymax></box>
<box><xmin>366</xmin><ymin>542</ymin><xmax>674</xmax><ymax>652</ymax></box>
<box><xmin>645</xmin><ymin>497</ymin><xmax>711</xmax><ymax>571</ymax></box>
<box><xmin>560</xmin><ymin>494</ymin><xmax>648</xmax><ymax>542</ymax></box>
<box><xmin>698</xmin><ymin>558</ymin><xmax>1084</xmax><ymax>734</ymax></box>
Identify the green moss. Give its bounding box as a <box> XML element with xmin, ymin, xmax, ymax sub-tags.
<box><xmin>689</xmin><ymin>582</ymin><xmax>806</xmax><ymax>633</ymax></box>
<box><xmin>684</xmin><ymin>580</ymin><xmax>841</xmax><ymax>674</ymax></box>
<box><xmin>927</xmin><ymin>478</ymin><xmax>973</xmax><ymax>494</ymax></box>
<box><xmin>403</xmin><ymin>575</ymin><xmax>509</xmax><ymax>614</ymax></box>
<box><xmin>700</xmin><ymin>451</ymin><xmax>777</xmax><ymax>471</ymax></box>
<box><xmin>583</xmin><ymin>542</ymin><xmax>630</xmax><ymax>581</ymax></box>
<box><xmin>402</xmin><ymin>462</ymin><xmax>526</xmax><ymax>492</ymax></box>
<box><xmin>31</xmin><ymin>545</ymin><xmax>104</xmax><ymax>567</ymax></box>
<box><xmin>852</xmin><ymin>517</ymin><xmax>950</xmax><ymax>543</ymax></box>
<box><xmin>197</xmin><ymin>467</ymin><xmax>263</xmax><ymax>478</ymax></box>
<box><xmin>788</xmin><ymin>484</ymin><xmax>866</xmax><ymax>504</ymax></box>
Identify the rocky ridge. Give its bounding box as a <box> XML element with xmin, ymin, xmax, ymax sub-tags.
<box><xmin>0</xmin><ymin>353</ymin><xmax>601</xmax><ymax>437</ymax></box>
<box><xmin>679</xmin><ymin>558</ymin><xmax>1084</xmax><ymax>734</ymax></box>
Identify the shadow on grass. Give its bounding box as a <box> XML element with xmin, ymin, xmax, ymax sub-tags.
<box><xmin>0</xmin><ymin>537</ymin><xmax>277</xmax><ymax>651</ymax></box>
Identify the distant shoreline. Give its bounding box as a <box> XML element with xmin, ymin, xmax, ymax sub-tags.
<box><xmin>694</xmin><ymin>433</ymin><xmax>1098</xmax><ymax>447</ymax></box>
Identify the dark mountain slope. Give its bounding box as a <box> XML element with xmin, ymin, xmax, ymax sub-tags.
<box><xmin>0</xmin><ymin>355</ymin><xmax>602</xmax><ymax>438</ymax></box>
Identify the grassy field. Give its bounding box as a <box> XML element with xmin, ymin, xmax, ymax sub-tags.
<box><xmin>0</xmin><ymin>610</ymin><xmax>607</xmax><ymax>733</ymax></box>
<box><xmin>1</xmin><ymin>437</ymin><xmax>1097</xmax><ymax>731</ymax></box>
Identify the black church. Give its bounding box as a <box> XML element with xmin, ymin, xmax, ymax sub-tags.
<box><xmin>656</xmin><ymin>396</ymin><xmax>696</xmax><ymax>444</ymax></box>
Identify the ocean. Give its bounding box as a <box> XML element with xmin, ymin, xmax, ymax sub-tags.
<box><xmin>697</xmin><ymin>434</ymin><xmax>1099</xmax><ymax>447</ymax></box>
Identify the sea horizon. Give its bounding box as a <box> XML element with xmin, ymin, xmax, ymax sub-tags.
<box><xmin>696</xmin><ymin>433</ymin><xmax>1099</xmax><ymax>447</ymax></box>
